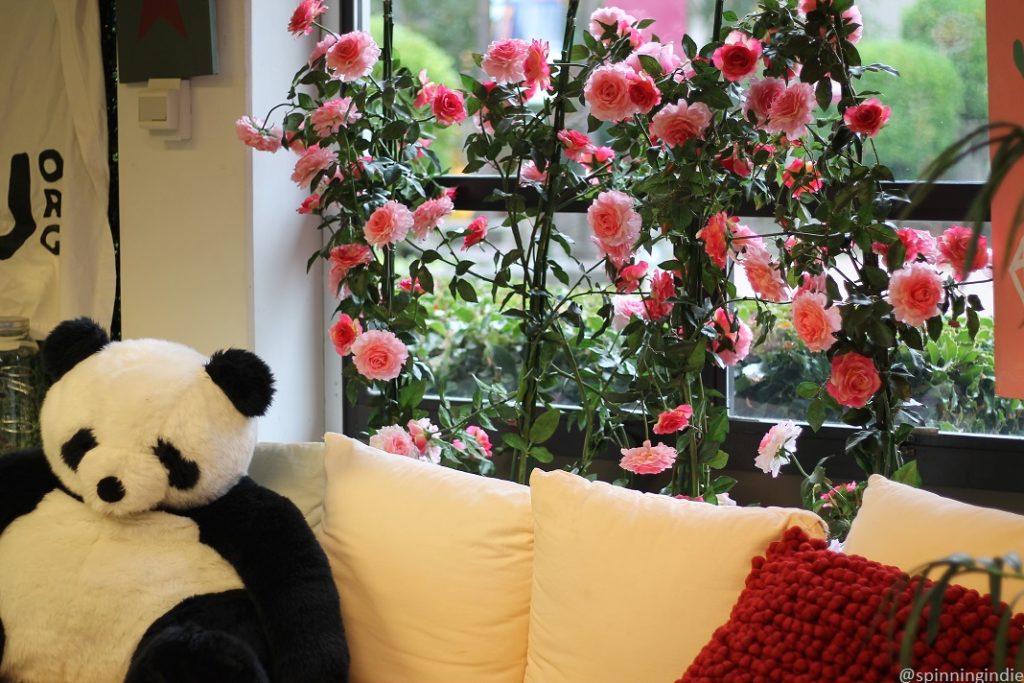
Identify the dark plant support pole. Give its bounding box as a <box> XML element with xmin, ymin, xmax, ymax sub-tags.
<box><xmin>514</xmin><ymin>0</ymin><xmax>581</xmax><ymax>484</ymax></box>
<box><xmin>381</xmin><ymin>0</ymin><xmax>399</xmax><ymax>417</ymax></box>
<box><xmin>712</xmin><ymin>0</ymin><xmax>725</xmax><ymax>41</ymax></box>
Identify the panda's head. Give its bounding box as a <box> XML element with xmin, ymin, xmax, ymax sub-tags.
<box><xmin>38</xmin><ymin>319</ymin><xmax>275</xmax><ymax>516</ymax></box>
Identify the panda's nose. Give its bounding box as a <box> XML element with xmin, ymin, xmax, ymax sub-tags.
<box><xmin>97</xmin><ymin>476</ymin><xmax>126</xmax><ymax>503</ymax></box>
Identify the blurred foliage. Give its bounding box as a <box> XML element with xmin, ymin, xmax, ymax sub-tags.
<box><xmin>373</xmin><ymin>0</ymin><xmax>481</xmax><ymax>72</ymax></box>
<box><xmin>902</xmin><ymin>0</ymin><xmax>987</xmax><ymax>120</ymax></box>
<box><xmin>858</xmin><ymin>40</ymin><xmax>964</xmax><ymax>179</ymax></box>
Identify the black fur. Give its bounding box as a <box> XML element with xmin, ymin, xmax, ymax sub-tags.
<box><xmin>128</xmin><ymin>591</ymin><xmax>270</xmax><ymax>683</ymax></box>
<box><xmin>41</xmin><ymin>318</ymin><xmax>109</xmax><ymax>382</ymax></box>
<box><xmin>60</xmin><ymin>428</ymin><xmax>97</xmax><ymax>471</ymax></box>
<box><xmin>205</xmin><ymin>350</ymin><xmax>276</xmax><ymax>418</ymax></box>
<box><xmin>0</xmin><ymin>449</ymin><xmax>59</xmax><ymax>535</ymax></box>
<box><xmin>153</xmin><ymin>440</ymin><xmax>199</xmax><ymax>490</ymax></box>
<box><xmin>183</xmin><ymin>478</ymin><xmax>348</xmax><ymax>683</ymax></box>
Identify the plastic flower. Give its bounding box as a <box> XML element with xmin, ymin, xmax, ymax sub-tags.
<box><xmin>588</xmin><ymin>190</ymin><xmax>642</xmax><ymax>259</ymax></box>
<box><xmin>826</xmin><ymin>352</ymin><xmax>881</xmax><ymax>408</ymax></box>
<box><xmin>843</xmin><ymin>98</ymin><xmax>891</xmax><ymax>137</ymax></box>
<box><xmin>711</xmin><ymin>31</ymin><xmax>763</xmax><ymax>82</ymax></box>
<box><xmin>937</xmin><ymin>226</ymin><xmax>989</xmax><ymax>282</ymax></box>
<box><xmin>329</xmin><ymin>314</ymin><xmax>362</xmax><ymax>357</ymax></box>
<box><xmin>481</xmin><ymin>38</ymin><xmax>529</xmax><ymax>84</ymax></box>
<box><xmin>351</xmin><ymin>330</ymin><xmax>409</xmax><ymax>381</ymax></box>
<box><xmin>363</xmin><ymin>200</ymin><xmax>413</xmax><ymax>247</ymax></box>
<box><xmin>310</xmin><ymin>97</ymin><xmax>361</xmax><ymax>137</ymax></box>
<box><xmin>742</xmin><ymin>246</ymin><xmax>791</xmax><ymax>303</ymax></box>
<box><xmin>412</xmin><ymin>195</ymin><xmax>454</xmax><ymax>240</ymax></box>
<box><xmin>765</xmin><ymin>82</ymin><xmax>816</xmax><ymax>139</ymax></box>
<box><xmin>291</xmin><ymin>144</ymin><xmax>337</xmax><ymax>187</ymax></box>
<box><xmin>616</xmin><ymin>261</ymin><xmax>648</xmax><ymax>293</ymax></box>
<box><xmin>462</xmin><ymin>216</ymin><xmax>489</xmax><ymax>250</ymax></box>
<box><xmin>644</xmin><ymin>269</ymin><xmax>675</xmax><ymax>321</ymax></box>
<box><xmin>584</xmin><ymin>63</ymin><xmax>638</xmax><ymax>122</ymax></box>
<box><xmin>887</xmin><ymin>263</ymin><xmax>944</xmax><ymax>326</ymax></box>
<box><xmin>782</xmin><ymin>159</ymin><xmax>824</xmax><ymax>197</ymax></box>
<box><xmin>619</xmin><ymin>440</ymin><xmax>677</xmax><ymax>475</ymax></box>
<box><xmin>650</xmin><ymin>100</ymin><xmax>712</xmax><ymax>147</ymax></box>
<box><xmin>696</xmin><ymin>212</ymin><xmax>735</xmax><ymax>269</ymax></box>
<box><xmin>523</xmin><ymin>39</ymin><xmax>551</xmax><ymax>92</ymax></box>
<box><xmin>653</xmin><ymin>404</ymin><xmax>694</xmax><ymax>435</ymax></box>
<box><xmin>558</xmin><ymin>129</ymin><xmax>595</xmax><ymax>162</ymax></box>
<box><xmin>235</xmin><ymin>116</ymin><xmax>282</xmax><ymax>153</ymax></box>
<box><xmin>465</xmin><ymin>426</ymin><xmax>493</xmax><ymax>458</ymax></box>
<box><xmin>792</xmin><ymin>291</ymin><xmax>841</xmax><ymax>352</ymax></box>
<box><xmin>756</xmin><ymin>421</ymin><xmax>802</xmax><ymax>478</ymax></box>
<box><xmin>328</xmin><ymin>243</ymin><xmax>372</xmax><ymax>296</ymax></box>
<box><xmin>407</xmin><ymin>418</ymin><xmax>442</xmax><ymax>464</ymax></box>
<box><xmin>611</xmin><ymin>295</ymin><xmax>646</xmax><ymax>330</ymax></box>
<box><xmin>431</xmin><ymin>85</ymin><xmax>467</xmax><ymax>126</ymax></box>
<box><xmin>369</xmin><ymin>425</ymin><xmax>417</xmax><ymax>457</ymax></box>
<box><xmin>710</xmin><ymin>307</ymin><xmax>753</xmax><ymax>366</ymax></box>
<box><xmin>296</xmin><ymin>193</ymin><xmax>320</xmax><ymax>215</ymax></box>
<box><xmin>326</xmin><ymin>31</ymin><xmax>380</xmax><ymax>81</ymax></box>
<box><xmin>288</xmin><ymin>0</ymin><xmax>327</xmax><ymax>36</ymax></box>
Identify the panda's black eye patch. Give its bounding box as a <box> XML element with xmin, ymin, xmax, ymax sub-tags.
<box><xmin>61</xmin><ymin>428</ymin><xmax>97</xmax><ymax>471</ymax></box>
<box><xmin>154</xmin><ymin>439</ymin><xmax>200</xmax><ymax>490</ymax></box>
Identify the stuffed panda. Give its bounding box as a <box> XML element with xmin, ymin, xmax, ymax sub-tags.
<box><xmin>0</xmin><ymin>319</ymin><xmax>348</xmax><ymax>683</ymax></box>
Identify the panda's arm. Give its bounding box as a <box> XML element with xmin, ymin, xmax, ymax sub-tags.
<box><xmin>0</xmin><ymin>449</ymin><xmax>59</xmax><ymax>534</ymax></box>
<box><xmin>186</xmin><ymin>476</ymin><xmax>349</xmax><ymax>683</ymax></box>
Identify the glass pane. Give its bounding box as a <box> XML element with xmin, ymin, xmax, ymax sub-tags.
<box><xmin>728</xmin><ymin>220</ymin><xmax>1013</xmax><ymax>438</ymax></box>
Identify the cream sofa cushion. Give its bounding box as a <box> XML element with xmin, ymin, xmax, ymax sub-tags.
<box><xmin>318</xmin><ymin>432</ymin><xmax>533</xmax><ymax>683</ymax></box>
<box><xmin>248</xmin><ymin>441</ymin><xmax>326</xmax><ymax>528</ymax></box>
<box><xmin>524</xmin><ymin>469</ymin><xmax>827</xmax><ymax>683</ymax></box>
<box><xmin>844</xmin><ymin>474</ymin><xmax>1024</xmax><ymax>593</ymax></box>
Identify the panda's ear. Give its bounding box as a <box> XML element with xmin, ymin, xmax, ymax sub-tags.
<box><xmin>205</xmin><ymin>349</ymin><xmax>276</xmax><ymax>418</ymax></box>
<box><xmin>42</xmin><ymin>318</ymin><xmax>110</xmax><ymax>382</ymax></box>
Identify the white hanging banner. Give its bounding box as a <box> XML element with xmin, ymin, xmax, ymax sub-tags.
<box><xmin>0</xmin><ymin>0</ymin><xmax>116</xmax><ymax>339</ymax></box>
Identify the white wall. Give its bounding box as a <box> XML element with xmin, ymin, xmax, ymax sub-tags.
<box><xmin>118</xmin><ymin>0</ymin><xmax>332</xmax><ymax>441</ymax></box>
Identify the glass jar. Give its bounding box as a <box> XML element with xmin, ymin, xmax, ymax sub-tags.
<box><xmin>0</xmin><ymin>317</ymin><xmax>41</xmax><ymax>453</ymax></box>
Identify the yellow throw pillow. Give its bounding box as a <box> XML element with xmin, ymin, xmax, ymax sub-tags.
<box><xmin>318</xmin><ymin>433</ymin><xmax>533</xmax><ymax>683</ymax></box>
<box><xmin>844</xmin><ymin>474</ymin><xmax>1024</xmax><ymax>593</ymax></box>
<box><xmin>524</xmin><ymin>469</ymin><xmax>827</xmax><ymax>683</ymax></box>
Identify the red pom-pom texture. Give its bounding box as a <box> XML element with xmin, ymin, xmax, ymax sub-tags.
<box><xmin>678</xmin><ymin>527</ymin><xmax>1024</xmax><ymax>683</ymax></box>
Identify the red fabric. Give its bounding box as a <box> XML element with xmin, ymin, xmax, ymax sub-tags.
<box><xmin>678</xmin><ymin>527</ymin><xmax>1024</xmax><ymax>683</ymax></box>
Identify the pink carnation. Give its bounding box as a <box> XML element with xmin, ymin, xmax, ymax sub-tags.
<box><xmin>407</xmin><ymin>418</ymin><xmax>442</xmax><ymax>464</ymax></box>
<box><xmin>650</xmin><ymin>100</ymin><xmax>712</xmax><ymax>148</ymax></box>
<box><xmin>311</xmin><ymin>97</ymin><xmax>361</xmax><ymax>137</ymax></box>
<box><xmin>291</xmin><ymin>144</ymin><xmax>337</xmax><ymax>187</ymax></box>
<box><xmin>309</xmin><ymin>34</ymin><xmax>338</xmax><ymax>64</ymax></box>
<box><xmin>558</xmin><ymin>129</ymin><xmax>595</xmax><ymax>162</ymax></box>
<box><xmin>412</xmin><ymin>195</ymin><xmax>454</xmax><ymax>240</ymax></box>
<box><xmin>712</xmin><ymin>31</ymin><xmax>763</xmax><ymax>82</ymax></box>
<box><xmin>288</xmin><ymin>0</ymin><xmax>327</xmax><ymax>36</ymax></box>
<box><xmin>887</xmin><ymin>263</ymin><xmax>944</xmax><ymax>327</ymax></box>
<box><xmin>653</xmin><ymin>404</ymin><xmax>694</xmax><ymax>435</ymax></box>
<box><xmin>743</xmin><ymin>246</ymin><xmax>791</xmax><ymax>303</ymax></box>
<box><xmin>462</xmin><ymin>216</ymin><xmax>489</xmax><ymax>250</ymax></box>
<box><xmin>587</xmin><ymin>190</ymin><xmax>642</xmax><ymax>254</ymax></box>
<box><xmin>619</xmin><ymin>439</ymin><xmax>677</xmax><ymax>475</ymax></box>
<box><xmin>482</xmin><ymin>38</ymin><xmax>529</xmax><ymax>84</ymax></box>
<box><xmin>363</xmin><ymin>200</ymin><xmax>413</xmax><ymax>247</ymax></box>
<box><xmin>710</xmin><ymin>307</ymin><xmax>753</xmax><ymax>366</ymax></box>
<box><xmin>431</xmin><ymin>85</ymin><xmax>467</xmax><ymax>126</ymax></box>
<box><xmin>765</xmin><ymin>82</ymin><xmax>816</xmax><ymax>138</ymax></box>
<box><xmin>465</xmin><ymin>425</ymin><xmax>493</xmax><ymax>458</ymax></box>
<box><xmin>938</xmin><ymin>226</ymin><xmax>989</xmax><ymax>282</ymax></box>
<box><xmin>524</xmin><ymin>39</ymin><xmax>551</xmax><ymax>92</ymax></box>
<box><xmin>329</xmin><ymin>314</ymin><xmax>362</xmax><ymax>357</ymax></box>
<box><xmin>792</xmin><ymin>291</ymin><xmax>841</xmax><ymax>352</ymax></box>
<box><xmin>369</xmin><ymin>425</ymin><xmax>417</xmax><ymax>457</ymax></box>
<box><xmin>297</xmin><ymin>193</ymin><xmax>320</xmax><ymax>214</ymax></box>
<box><xmin>843</xmin><ymin>98</ymin><xmax>890</xmax><ymax>137</ymax></box>
<box><xmin>235</xmin><ymin>116</ymin><xmax>282</xmax><ymax>153</ymax></box>
<box><xmin>589</xmin><ymin>7</ymin><xmax>636</xmax><ymax>39</ymax></box>
<box><xmin>872</xmin><ymin>227</ymin><xmax>938</xmax><ymax>267</ymax></box>
<box><xmin>327</xmin><ymin>31</ymin><xmax>380</xmax><ymax>82</ymax></box>
<box><xmin>612</xmin><ymin>295</ymin><xmax>646</xmax><ymax>330</ymax></box>
<box><xmin>328</xmin><ymin>243</ymin><xmax>372</xmax><ymax>296</ymax></box>
<box><xmin>696</xmin><ymin>212</ymin><xmax>735</xmax><ymax>269</ymax></box>
<box><xmin>351</xmin><ymin>329</ymin><xmax>408</xmax><ymax>381</ymax></box>
<box><xmin>744</xmin><ymin>78</ymin><xmax>785</xmax><ymax>125</ymax></box>
<box><xmin>584</xmin><ymin>63</ymin><xmax>638</xmax><ymax>123</ymax></box>
<box><xmin>616</xmin><ymin>261</ymin><xmax>648</xmax><ymax>293</ymax></box>
<box><xmin>755</xmin><ymin>421</ymin><xmax>802</xmax><ymax>478</ymax></box>
<box><xmin>520</xmin><ymin>161</ymin><xmax>547</xmax><ymax>185</ymax></box>
<box><xmin>826</xmin><ymin>352</ymin><xmax>881</xmax><ymax>408</ymax></box>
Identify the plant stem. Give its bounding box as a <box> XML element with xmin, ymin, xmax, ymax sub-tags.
<box><xmin>712</xmin><ymin>0</ymin><xmax>726</xmax><ymax>41</ymax></box>
<box><xmin>380</xmin><ymin>0</ymin><xmax>399</xmax><ymax>419</ymax></box>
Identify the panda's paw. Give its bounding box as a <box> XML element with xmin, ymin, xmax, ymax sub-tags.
<box><xmin>125</xmin><ymin>623</ymin><xmax>269</xmax><ymax>683</ymax></box>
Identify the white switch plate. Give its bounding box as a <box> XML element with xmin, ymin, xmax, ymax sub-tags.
<box><xmin>138</xmin><ymin>78</ymin><xmax>191</xmax><ymax>141</ymax></box>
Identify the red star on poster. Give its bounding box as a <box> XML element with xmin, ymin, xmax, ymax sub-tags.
<box><xmin>137</xmin><ymin>0</ymin><xmax>188</xmax><ymax>40</ymax></box>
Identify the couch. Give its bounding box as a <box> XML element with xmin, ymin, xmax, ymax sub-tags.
<box><xmin>249</xmin><ymin>433</ymin><xmax>1024</xmax><ymax>683</ymax></box>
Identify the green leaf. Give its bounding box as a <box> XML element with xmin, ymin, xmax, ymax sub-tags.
<box><xmin>967</xmin><ymin>308</ymin><xmax>980</xmax><ymax>340</ymax></box>
<box><xmin>1015</xmin><ymin>40</ymin><xmax>1024</xmax><ymax>79</ymax></box>
<box><xmin>796</xmin><ymin>382</ymin><xmax>820</xmax><ymax>399</ymax></box>
<box><xmin>807</xmin><ymin>398</ymin><xmax>827</xmax><ymax>432</ymax></box>
<box><xmin>529</xmin><ymin>409</ymin><xmax>561</xmax><ymax>444</ymax></box>
<box><xmin>637</xmin><ymin>54</ymin><xmax>663</xmax><ymax>78</ymax></box>
<box><xmin>684</xmin><ymin>341</ymin><xmax>707</xmax><ymax>373</ymax></box>
<box><xmin>707</xmin><ymin>449</ymin><xmax>729</xmax><ymax>469</ymax></box>
<box><xmin>530</xmin><ymin>445</ymin><xmax>555</xmax><ymax>464</ymax></box>
<box><xmin>892</xmin><ymin>459</ymin><xmax>922</xmax><ymax>487</ymax></box>
<box><xmin>455</xmin><ymin>279</ymin><xmax>478</xmax><ymax>303</ymax></box>
<box><xmin>381</xmin><ymin>120</ymin><xmax>408</xmax><ymax>140</ymax></box>
<box><xmin>926</xmin><ymin>316</ymin><xmax>943</xmax><ymax>341</ymax></box>
<box><xmin>502</xmin><ymin>432</ymin><xmax>529</xmax><ymax>451</ymax></box>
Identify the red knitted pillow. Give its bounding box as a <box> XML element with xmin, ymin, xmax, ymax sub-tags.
<box><xmin>679</xmin><ymin>527</ymin><xmax>1024</xmax><ymax>683</ymax></box>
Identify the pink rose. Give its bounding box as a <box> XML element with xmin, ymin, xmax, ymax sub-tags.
<box><xmin>398</xmin><ymin>277</ymin><xmax>425</xmax><ymax>295</ymax></box>
<box><xmin>589</xmin><ymin>7</ymin><xmax>636</xmax><ymax>40</ymax></box>
<box><xmin>826</xmin><ymin>352</ymin><xmax>881</xmax><ymax>408</ymax></box>
<box><xmin>520</xmin><ymin>160</ymin><xmax>547</xmax><ymax>185</ymax></box>
<box><xmin>524</xmin><ymin>39</ymin><xmax>551</xmax><ymax>92</ymax></box>
<box><xmin>291</xmin><ymin>144</ymin><xmax>337</xmax><ymax>187</ymax></box>
<box><xmin>650</xmin><ymin>100</ymin><xmax>712</xmax><ymax>147</ymax></box>
<box><xmin>653</xmin><ymin>404</ymin><xmax>694</xmax><ymax>435</ymax></box>
<box><xmin>626</xmin><ymin>41</ymin><xmax>682</xmax><ymax>75</ymax></box>
<box><xmin>414</xmin><ymin>71</ymin><xmax>440</xmax><ymax>109</ymax></box>
<box><xmin>696</xmin><ymin>212</ymin><xmax>735</xmax><ymax>269</ymax></box>
<box><xmin>616</xmin><ymin>261</ymin><xmax>648</xmax><ymax>293</ymax></box>
<box><xmin>311</xmin><ymin>97</ymin><xmax>361</xmax><ymax>137</ymax></box>
<box><xmin>328</xmin><ymin>243</ymin><xmax>372</xmax><ymax>296</ymax></box>
<box><xmin>235</xmin><ymin>116</ymin><xmax>282</xmax><ymax>153</ymax></box>
<box><xmin>887</xmin><ymin>263</ymin><xmax>944</xmax><ymax>326</ymax></box>
<box><xmin>797</xmin><ymin>271</ymin><xmax>828</xmax><ymax>295</ymax></box>
<box><xmin>411</xmin><ymin>195</ymin><xmax>454</xmax><ymax>240</ymax></box>
<box><xmin>482</xmin><ymin>38</ymin><xmax>529</xmax><ymax>84</ymax></box>
<box><xmin>792</xmin><ymin>291</ymin><xmax>841</xmax><ymax>352</ymax></box>
<box><xmin>712</xmin><ymin>31</ymin><xmax>763</xmax><ymax>82</ymax></box>
<box><xmin>644</xmin><ymin>269</ymin><xmax>675</xmax><ymax>321</ymax></box>
<box><xmin>843</xmin><ymin>98</ymin><xmax>890</xmax><ymax>137</ymax></box>
<box><xmin>297</xmin><ymin>193</ymin><xmax>320</xmax><ymax>214</ymax></box>
<box><xmin>765</xmin><ymin>82</ymin><xmax>816</xmax><ymax>138</ymax></box>
<box><xmin>872</xmin><ymin>227</ymin><xmax>937</xmax><ymax>267</ymax></box>
<box><xmin>938</xmin><ymin>226</ymin><xmax>989</xmax><ymax>282</ymax></box>
<box><xmin>720</xmin><ymin>146</ymin><xmax>752</xmax><ymax>177</ymax></box>
<box><xmin>620</xmin><ymin>439</ymin><xmax>677</xmax><ymax>475</ymax></box>
<box><xmin>369</xmin><ymin>425</ymin><xmax>417</xmax><ymax>457</ymax></box>
<box><xmin>465</xmin><ymin>425</ymin><xmax>493</xmax><ymax>458</ymax></box>
<box><xmin>329</xmin><ymin>314</ymin><xmax>362</xmax><ymax>357</ymax></box>
<box><xmin>783</xmin><ymin>159</ymin><xmax>824</xmax><ymax>197</ymax></box>
<box><xmin>627</xmin><ymin>70</ymin><xmax>661</xmax><ymax>114</ymax></box>
<box><xmin>743</xmin><ymin>246</ymin><xmax>791</xmax><ymax>303</ymax></box>
<box><xmin>288</xmin><ymin>0</ymin><xmax>327</xmax><ymax>36</ymax></box>
<box><xmin>327</xmin><ymin>31</ymin><xmax>380</xmax><ymax>82</ymax></box>
<box><xmin>363</xmin><ymin>200</ymin><xmax>413</xmax><ymax>247</ymax></box>
<box><xmin>558</xmin><ymin>129</ymin><xmax>595</xmax><ymax>162</ymax></box>
<box><xmin>729</xmin><ymin>221</ymin><xmax>765</xmax><ymax>256</ymax></box>
<box><xmin>351</xmin><ymin>330</ymin><xmax>409</xmax><ymax>381</ymax></box>
<box><xmin>594</xmin><ymin>238</ymin><xmax>635</xmax><ymax>268</ymax></box>
<box><xmin>612</xmin><ymin>295</ymin><xmax>646</xmax><ymax>330</ymax></box>
<box><xmin>584</xmin><ymin>63</ymin><xmax>637</xmax><ymax>122</ymax></box>
<box><xmin>755</xmin><ymin>421</ymin><xmax>802</xmax><ymax>477</ymax></box>
<box><xmin>462</xmin><ymin>216</ymin><xmax>489</xmax><ymax>250</ymax></box>
<box><xmin>591</xmin><ymin>146</ymin><xmax>616</xmax><ymax>164</ymax></box>
<box><xmin>744</xmin><ymin>78</ymin><xmax>785</xmax><ymax>125</ymax></box>
<box><xmin>710</xmin><ymin>307</ymin><xmax>753</xmax><ymax>366</ymax></box>
<box><xmin>587</xmin><ymin>190</ymin><xmax>642</xmax><ymax>251</ymax></box>
<box><xmin>309</xmin><ymin>34</ymin><xmax>338</xmax><ymax>64</ymax></box>
<box><xmin>407</xmin><ymin>418</ymin><xmax>442</xmax><ymax>464</ymax></box>
<box><xmin>431</xmin><ymin>85</ymin><xmax>467</xmax><ymax>126</ymax></box>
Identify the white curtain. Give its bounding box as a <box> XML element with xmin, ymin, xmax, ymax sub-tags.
<box><xmin>0</xmin><ymin>0</ymin><xmax>116</xmax><ymax>338</ymax></box>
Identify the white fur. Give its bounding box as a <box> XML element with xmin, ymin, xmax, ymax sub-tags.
<box><xmin>0</xmin><ymin>491</ymin><xmax>243</xmax><ymax>683</ymax></box>
<box><xmin>39</xmin><ymin>338</ymin><xmax>256</xmax><ymax>514</ymax></box>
